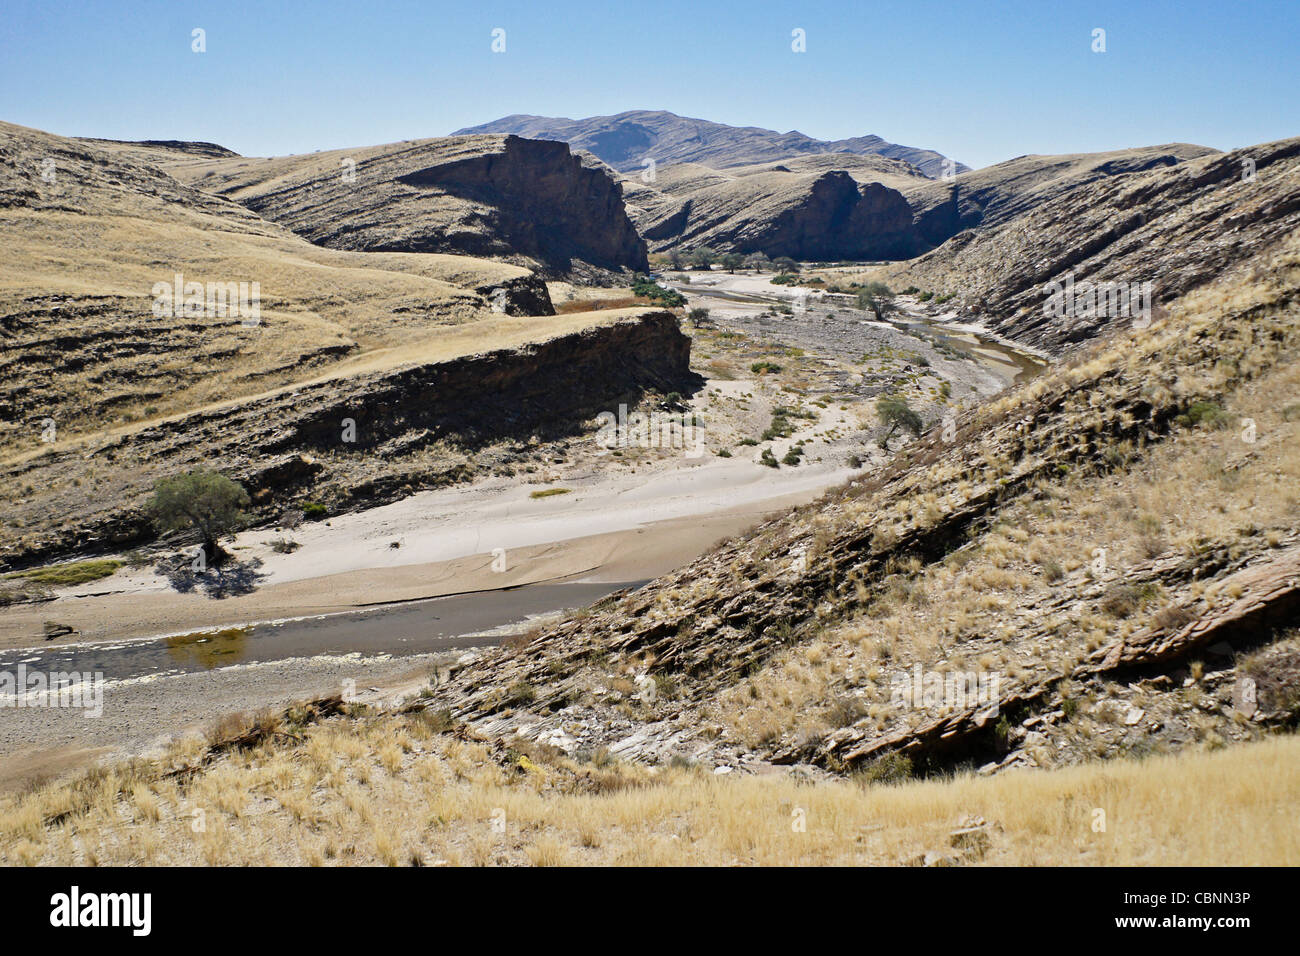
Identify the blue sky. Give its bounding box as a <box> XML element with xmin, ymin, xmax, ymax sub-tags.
<box><xmin>1</xmin><ymin>0</ymin><xmax>1295</xmax><ymax>170</ymax></box>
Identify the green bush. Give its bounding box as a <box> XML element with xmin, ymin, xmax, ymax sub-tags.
<box><xmin>149</xmin><ymin>470</ymin><xmax>250</xmax><ymax>561</ymax></box>
<box><xmin>8</xmin><ymin>559</ymin><xmax>124</xmax><ymax>586</ymax></box>
<box><xmin>1177</xmin><ymin>401</ymin><xmax>1230</xmax><ymax>429</ymax></box>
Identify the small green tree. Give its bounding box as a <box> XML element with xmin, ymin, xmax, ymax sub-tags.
<box><xmin>688</xmin><ymin>306</ymin><xmax>710</xmax><ymax>323</ymax></box>
<box><xmin>720</xmin><ymin>252</ymin><xmax>744</xmax><ymax>273</ymax></box>
<box><xmin>743</xmin><ymin>252</ymin><xmax>771</xmax><ymax>272</ymax></box>
<box><xmin>667</xmin><ymin>249</ymin><xmax>685</xmax><ymax>270</ymax></box>
<box><xmin>856</xmin><ymin>282</ymin><xmax>896</xmax><ymax>321</ymax></box>
<box><xmin>772</xmin><ymin>256</ymin><xmax>800</xmax><ymax>274</ymax></box>
<box><xmin>876</xmin><ymin>395</ymin><xmax>924</xmax><ymax>448</ymax></box>
<box><xmin>148</xmin><ymin>469</ymin><xmax>249</xmax><ymax>565</ymax></box>
<box><xmin>688</xmin><ymin>246</ymin><xmax>716</xmax><ymax>270</ymax></box>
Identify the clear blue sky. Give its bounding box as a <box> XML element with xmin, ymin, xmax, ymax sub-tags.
<box><xmin>1</xmin><ymin>0</ymin><xmax>1295</xmax><ymax>170</ymax></box>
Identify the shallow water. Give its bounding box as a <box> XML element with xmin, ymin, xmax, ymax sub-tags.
<box><xmin>0</xmin><ymin>581</ymin><xmax>642</xmax><ymax>684</ymax></box>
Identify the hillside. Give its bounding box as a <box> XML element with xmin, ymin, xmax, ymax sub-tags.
<box><xmin>627</xmin><ymin>143</ymin><xmax>1220</xmax><ymax>264</ymax></box>
<box><xmin>421</xmin><ymin>227</ymin><xmax>1300</xmax><ymax>773</ymax></box>
<box><xmin>901</xmin><ymin>143</ymin><xmax>1217</xmax><ymax>248</ymax></box>
<box><xmin>0</xmin><ymin>121</ymin><xmax>687</xmax><ymax>570</ymax></box>
<box><xmin>456</xmin><ymin>110</ymin><xmax>969</xmax><ymax>179</ymax></box>
<box><xmin>5</xmin><ymin>219</ymin><xmax>1296</xmax><ymax>866</ymax></box>
<box><xmin>882</xmin><ymin>137</ymin><xmax>1300</xmax><ymax>351</ymax></box>
<box><xmin>623</xmin><ymin>154</ymin><xmax>929</xmax><ymax>257</ymax></box>
<box><xmin>107</xmin><ymin>135</ymin><xmax>649</xmax><ymax>276</ymax></box>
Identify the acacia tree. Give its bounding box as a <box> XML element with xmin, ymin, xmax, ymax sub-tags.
<box><xmin>856</xmin><ymin>282</ymin><xmax>896</xmax><ymax>321</ymax></box>
<box><xmin>148</xmin><ymin>469</ymin><xmax>249</xmax><ymax>566</ymax></box>
<box><xmin>688</xmin><ymin>246</ymin><xmax>716</xmax><ymax>270</ymax></box>
<box><xmin>720</xmin><ymin>252</ymin><xmax>744</xmax><ymax>273</ymax></box>
<box><xmin>876</xmin><ymin>395</ymin><xmax>924</xmax><ymax>449</ymax></box>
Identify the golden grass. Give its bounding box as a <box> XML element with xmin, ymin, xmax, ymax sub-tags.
<box><xmin>715</xmin><ymin>348</ymin><xmax>1300</xmax><ymax>746</ymax></box>
<box><xmin>2</xmin><ymin>712</ymin><xmax>1295</xmax><ymax>866</ymax></box>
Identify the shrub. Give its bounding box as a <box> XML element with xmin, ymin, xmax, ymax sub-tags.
<box><xmin>148</xmin><ymin>470</ymin><xmax>250</xmax><ymax>563</ymax></box>
<box><xmin>759</xmin><ymin>448</ymin><xmax>779</xmax><ymax>468</ymax></box>
<box><xmin>855</xmin><ymin>752</ymin><xmax>913</xmax><ymax>785</ymax></box>
<box><xmin>9</xmin><ymin>559</ymin><xmax>124</xmax><ymax>586</ymax></box>
<box><xmin>302</xmin><ymin>501</ymin><xmax>329</xmax><ymax>520</ymax></box>
<box><xmin>876</xmin><ymin>395</ymin><xmax>924</xmax><ymax>443</ymax></box>
<box><xmin>855</xmin><ymin>282</ymin><xmax>896</xmax><ymax>320</ymax></box>
<box><xmin>630</xmin><ymin>275</ymin><xmax>686</xmax><ymax>308</ymax></box>
<box><xmin>1177</xmin><ymin>401</ymin><xmax>1230</xmax><ymax>429</ymax></box>
<box><xmin>529</xmin><ymin>488</ymin><xmax>572</xmax><ymax>499</ymax></box>
<box><xmin>506</xmin><ymin>681</ymin><xmax>537</xmax><ymax>706</ymax></box>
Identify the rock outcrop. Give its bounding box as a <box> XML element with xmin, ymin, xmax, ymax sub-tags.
<box><xmin>1</xmin><ymin>309</ymin><xmax>695</xmax><ymax>568</ymax></box>
<box><xmin>635</xmin><ymin>168</ymin><xmax>917</xmax><ymax>260</ymax></box>
<box><xmin>153</xmin><ymin>135</ymin><xmax>649</xmax><ymax>275</ymax></box>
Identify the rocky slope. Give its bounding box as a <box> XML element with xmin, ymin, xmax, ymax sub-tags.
<box><xmin>0</xmin><ymin>121</ymin><xmax>685</xmax><ymax>568</ymax></box>
<box><xmin>887</xmin><ymin>137</ymin><xmax>1300</xmax><ymax>352</ymax></box>
<box><xmin>456</xmin><ymin>109</ymin><xmax>969</xmax><ymax>179</ymax></box>
<box><xmin>1</xmin><ymin>308</ymin><xmax>693</xmax><ymax>569</ymax></box>
<box><xmin>901</xmin><ymin>143</ymin><xmax>1216</xmax><ymax>249</ymax></box>
<box><xmin>132</xmin><ymin>135</ymin><xmax>648</xmax><ymax>275</ymax></box>
<box><xmin>418</xmin><ymin>228</ymin><xmax>1300</xmax><ymax>778</ymax></box>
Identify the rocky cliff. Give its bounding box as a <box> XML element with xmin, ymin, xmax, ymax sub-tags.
<box><xmin>633</xmin><ymin>164</ymin><xmax>919</xmax><ymax>260</ymax></box>
<box><xmin>1</xmin><ymin>309</ymin><xmax>694</xmax><ymax>568</ymax></box>
<box><xmin>155</xmin><ymin>135</ymin><xmax>648</xmax><ymax>275</ymax></box>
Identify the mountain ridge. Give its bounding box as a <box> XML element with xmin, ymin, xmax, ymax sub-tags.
<box><xmin>455</xmin><ymin>109</ymin><xmax>970</xmax><ymax>179</ymax></box>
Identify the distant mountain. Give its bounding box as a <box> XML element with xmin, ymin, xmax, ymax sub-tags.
<box><xmin>455</xmin><ymin>109</ymin><xmax>969</xmax><ymax>179</ymax></box>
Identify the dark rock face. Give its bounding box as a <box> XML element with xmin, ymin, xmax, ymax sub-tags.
<box><xmin>0</xmin><ymin>311</ymin><xmax>693</xmax><ymax>568</ymax></box>
<box><xmin>638</xmin><ymin>169</ymin><xmax>917</xmax><ymax>260</ymax></box>
<box><xmin>185</xmin><ymin>135</ymin><xmax>648</xmax><ymax>275</ymax></box>
<box><xmin>760</xmin><ymin>175</ymin><xmax>916</xmax><ymax>260</ymax></box>
<box><xmin>472</xmin><ymin>273</ymin><xmax>555</xmax><ymax>317</ymax></box>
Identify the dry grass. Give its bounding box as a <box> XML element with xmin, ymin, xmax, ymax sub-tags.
<box><xmin>715</xmin><ymin>347</ymin><xmax>1300</xmax><ymax>747</ymax></box>
<box><xmin>2</xmin><ymin>712</ymin><xmax>1294</xmax><ymax>865</ymax></box>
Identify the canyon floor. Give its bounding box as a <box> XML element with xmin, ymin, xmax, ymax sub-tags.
<box><xmin>0</xmin><ymin>271</ymin><xmax>1031</xmax><ymax>790</ymax></box>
